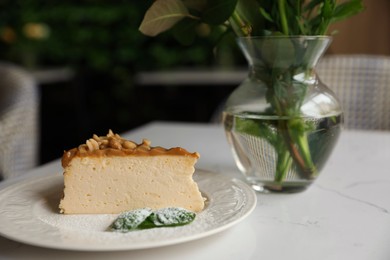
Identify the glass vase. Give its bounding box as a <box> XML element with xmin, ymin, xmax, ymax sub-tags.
<box><xmin>223</xmin><ymin>36</ymin><xmax>342</xmax><ymax>193</ymax></box>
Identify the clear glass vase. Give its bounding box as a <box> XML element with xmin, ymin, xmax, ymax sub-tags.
<box><xmin>223</xmin><ymin>36</ymin><xmax>342</xmax><ymax>193</ymax></box>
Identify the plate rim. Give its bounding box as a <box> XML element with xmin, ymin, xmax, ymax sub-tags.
<box><xmin>0</xmin><ymin>169</ymin><xmax>256</xmax><ymax>251</ymax></box>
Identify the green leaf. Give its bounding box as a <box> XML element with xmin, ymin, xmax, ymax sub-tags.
<box><xmin>110</xmin><ymin>208</ymin><xmax>153</xmax><ymax>232</ymax></box>
<box><xmin>110</xmin><ymin>207</ymin><xmax>196</xmax><ymax>232</ymax></box>
<box><xmin>304</xmin><ymin>0</ymin><xmax>324</xmax><ymax>11</ymax></box>
<box><xmin>321</xmin><ymin>0</ymin><xmax>336</xmax><ymax>19</ymax></box>
<box><xmin>139</xmin><ymin>0</ymin><xmax>197</xmax><ymax>37</ymax></box>
<box><xmin>259</xmin><ymin>7</ymin><xmax>274</xmax><ymax>22</ymax></box>
<box><xmin>332</xmin><ymin>0</ymin><xmax>364</xmax><ymax>22</ymax></box>
<box><xmin>202</xmin><ymin>0</ymin><xmax>238</xmax><ymax>25</ymax></box>
<box><xmin>235</xmin><ymin>117</ymin><xmax>278</xmax><ymax>145</ymax></box>
<box><xmin>146</xmin><ymin>207</ymin><xmax>196</xmax><ymax>227</ymax></box>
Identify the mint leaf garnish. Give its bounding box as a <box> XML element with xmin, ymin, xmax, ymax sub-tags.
<box><xmin>110</xmin><ymin>207</ymin><xmax>196</xmax><ymax>232</ymax></box>
<box><xmin>147</xmin><ymin>207</ymin><xmax>196</xmax><ymax>227</ymax></box>
<box><xmin>110</xmin><ymin>208</ymin><xmax>153</xmax><ymax>232</ymax></box>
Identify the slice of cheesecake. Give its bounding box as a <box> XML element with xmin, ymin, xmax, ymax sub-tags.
<box><xmin>59</xmin><ymin>130</ymin><xmax>204</xmax><ymax>214</ymax></box>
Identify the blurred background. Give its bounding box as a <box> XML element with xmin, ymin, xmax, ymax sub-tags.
<box><xmin>0</xmin><ymin>0</ymin><xmax>389</xmax><ymax>167</ymax></box>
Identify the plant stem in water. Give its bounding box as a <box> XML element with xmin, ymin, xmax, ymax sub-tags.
<box><xmin>275</xmin><ymin>146</ymin><xmax>293</xmax><ymax>183</ymax></box>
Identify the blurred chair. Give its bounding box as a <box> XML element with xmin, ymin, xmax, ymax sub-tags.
<box><xmin>0</xmin><ymin>62</ymin><xmax>40</xmax><ymax>180</ymax></box>
<box><xmin>317</xmin><ymin>54</ymin><xmax>390</xmax><ymax>131</ymax></box>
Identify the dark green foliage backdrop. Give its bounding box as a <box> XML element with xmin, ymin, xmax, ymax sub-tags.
<box><xmin>0</xmin><ymin>0</ymin><xmax>243</xmax><ymax>163</ymax></box>
<box><xmin>0</xmin><ymin>0</ymin><xmax>220</xmax><ymax>69</ymax></box>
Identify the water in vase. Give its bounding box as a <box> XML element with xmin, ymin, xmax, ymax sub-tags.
<box><xmin>223</xmin><ymin>112</ymin><xmax>342</xmax><ymax>192</ymax></box>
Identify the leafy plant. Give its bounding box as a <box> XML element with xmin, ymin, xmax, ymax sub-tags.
<box><xmin>139</xmin><ymin>0</ymin><xmax>364</xmax><ymax>41</ymax></box>
<box><xmin>138</xmin><ymin>0</ymin><xmax>364</xmax><ymax>188</ymax></box>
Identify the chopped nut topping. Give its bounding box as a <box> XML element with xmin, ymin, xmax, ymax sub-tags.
<box><xmin>81</xmin><ymin>130</ymin><xmax>151</xmax><ymax>152</ymax></box>
<box><xmin>142</xmin><ymin>139</ymin><xmax>151</xmax><ymax>147</ymax></box>
<box><xmin>62</xmin><ymin>130</ymin><xmax>200</xmax><ymax>168</ymax></box>
<box><xmin>109</xmin><ymin>138</ymin><xmax>122</xmax><ymax>150</ymax></box>
<box><xmin>86</xmin><ymin>138</ymin><xmax>99</xmax><ymax>151</ymax></box>
<box><xmin>107</xmin><ymin>129</ymin><xmax>114</xmax><ymax>137</ymax></box>
<box><xmin>123</xmin><ymin>141</ymin><xmax>136</xmax><ymax>149</ymax></box>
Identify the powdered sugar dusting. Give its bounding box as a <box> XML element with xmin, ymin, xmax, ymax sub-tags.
<box><xmin>39</xmin><ymin>212</ymin><xmax>118</xmax><ymax>232</ymax></box>
<box><xmin>36</xmin><ymin>201</ymin><xmax>212</xmax><ymax>245</ymax></box>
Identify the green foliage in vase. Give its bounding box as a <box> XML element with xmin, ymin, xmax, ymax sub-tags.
<box><xmin>139</xmin><ymin>0</ymin><xmax>364</xmax><ymax>42</ymax></box>
<box><xmin>139</xmin><ymin>0</ymin><xmax>363</xmax><ymax>185</ymax></box>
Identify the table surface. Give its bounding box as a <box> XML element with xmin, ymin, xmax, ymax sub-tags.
<box><xmin>1</xmin><ymin>121</ymin><xmax>390</xmax><ymax>260</ymax></box>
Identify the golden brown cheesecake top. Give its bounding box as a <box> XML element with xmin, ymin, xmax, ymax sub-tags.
<box><xmin>61</xmin><ymin>130</ymin><xmax>200</xmax><ymax>168</ymax></box>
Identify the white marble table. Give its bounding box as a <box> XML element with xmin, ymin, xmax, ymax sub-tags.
<box><xmin>1</xmin><ymin>121</ymin><xmax>389</xmax><ymax>260</ymax></box>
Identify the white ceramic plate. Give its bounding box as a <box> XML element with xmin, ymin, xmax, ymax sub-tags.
<box><xmin>0</xmin><ymin>169</ymin><xmax>256</xmax><ymax>251</ymax></box>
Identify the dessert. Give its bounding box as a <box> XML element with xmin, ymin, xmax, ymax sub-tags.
<box><xmin>59</xmin><ymin>130</ymin><xmax>204</xmax><ymax>214</ymax></box>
